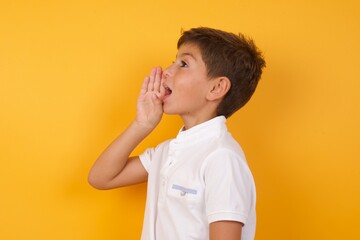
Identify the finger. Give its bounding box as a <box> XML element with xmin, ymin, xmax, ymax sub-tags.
<box><xmin>153</xmin><ymin>67</ymin><xmax>162</xmax><ymax>92</ymax></box>
<box><xmin>148</xmin><ymin>68</ymin><xmax>156</xmax><ymax>92</ymax></box>
<box><xmin>159</xmin><ymin>78</ymin><xmax>165</xmax><ymax>99</ymax></box>
<box><xmin>140</xmin><ymin>76</ymin><xmax>149</xmax><ymax>96</ymax></box>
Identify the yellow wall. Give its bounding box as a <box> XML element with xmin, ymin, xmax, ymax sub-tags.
<box><xmin>1</xmin><ymin>0</ymin><xmax>359</xmax><ymax>239</ymax></box>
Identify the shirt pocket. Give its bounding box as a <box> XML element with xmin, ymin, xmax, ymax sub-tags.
<box><xmin>167</xmin><ymin>183</ymin><xmax>204</xmax><ymax>204</ymax></box>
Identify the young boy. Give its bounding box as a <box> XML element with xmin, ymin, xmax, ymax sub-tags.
<box><xmin>88</xmin><ymin>27</ymin><xmax>265</xmax><ymax>240</ymax></box>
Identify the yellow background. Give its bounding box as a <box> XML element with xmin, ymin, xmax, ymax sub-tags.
<box><xmin>1</xmin><ymin>0</ymin><xmax>359</xmax><ymax>239</ymax></box>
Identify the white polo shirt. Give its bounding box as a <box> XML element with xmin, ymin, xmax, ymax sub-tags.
<box><xmin>139</xmin><ymin>116</ymin><xmax>256</xmax><ymax>240</ymax></box>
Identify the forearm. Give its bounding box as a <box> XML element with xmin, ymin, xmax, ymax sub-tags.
<box><xmin>89</xmin><ymin>67</ymin><xmax>164</xmax><ymax>189</ymax></box>
<box><xmin>88</xmin><ymin>120</ymin><xmax>153</xmax><ymax>189</ymax></box>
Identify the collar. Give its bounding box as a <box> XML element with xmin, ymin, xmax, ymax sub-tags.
<box><xmin>171</xmin><ymin>116</ymin><xmax>227</xmax><ymax>147</ymax></box>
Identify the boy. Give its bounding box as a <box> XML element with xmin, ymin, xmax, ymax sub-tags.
<box><xmin>88</xmin><ymin>27</ymin><xmax>265</xmax><ymax>240</ymax></box>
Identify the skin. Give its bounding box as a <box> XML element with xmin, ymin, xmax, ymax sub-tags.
<box><xmin>88</xmin><ymin>43</ymin><xmax>242</xmax><ymax>239</ymax></box>
<box><xmin>162</xmin><ymin>43</ymin><xmax>221</xmax><ymax>129</ymax></box>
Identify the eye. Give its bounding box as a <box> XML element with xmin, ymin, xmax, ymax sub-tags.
<box><xmin>179</xmin><ymin>60</ymin><xmax>188</xmax><ymax>68</ymax></box>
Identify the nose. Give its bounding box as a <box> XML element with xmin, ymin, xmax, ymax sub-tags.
<box><xmin>163</xmin><ymin>62</ymin><xmax>174</xmax><ymax>80</ymax></box>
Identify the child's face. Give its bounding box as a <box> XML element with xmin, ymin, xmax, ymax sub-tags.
<box><xmin>162</xmin><ymin>43</ymin><xmax>215</xmax><ymax>120</ymax></box>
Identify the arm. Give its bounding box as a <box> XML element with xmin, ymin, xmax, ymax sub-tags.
<box><xmin>88</xmin><ymin>67</ymin><xmax>165</xmax><ymax>190</ymax></box>
<box><xmin>210</xmin><ymin>221</ymin><xmax>243</xmax><ymax>240</ymax></box>
<box><xmin>205</xmin><ymin>150</ymin><xmax>254</xmax><ymax>240</ymax></box>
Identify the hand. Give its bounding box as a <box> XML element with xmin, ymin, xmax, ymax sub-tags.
<box><xmin>135</xmin><ymin>67</ymin><xmax>165</xmax><ymax>130</ymax></box>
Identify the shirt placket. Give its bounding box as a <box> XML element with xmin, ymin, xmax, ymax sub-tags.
<box><xmin>158</xmin><ymin>140</ymin><xmax>178</xmax><ymax>203</ymax></box>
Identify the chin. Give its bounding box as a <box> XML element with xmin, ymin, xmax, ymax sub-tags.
<box><xmin>163</xmin><ymin>109</ymin><xmax>176</xmax><ymax>115</ymax></box>
<box><xmin>163</xmin><ymin>106</ymin><xmax>178</xmax><ymax>115</ymax></box>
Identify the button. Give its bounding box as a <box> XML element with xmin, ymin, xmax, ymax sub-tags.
<box><xmin>161</xmin><ymin>178</ymin><xmax>166</xmax><ymax>187</ymax></box>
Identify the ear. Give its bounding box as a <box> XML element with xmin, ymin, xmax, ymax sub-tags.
<box><xmin>206</xmin><ymin>77</ymin><xmax>231</xmax><ymax>101</ymax></box>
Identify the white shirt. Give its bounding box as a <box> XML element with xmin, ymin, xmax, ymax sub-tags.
<box><xmin>139</xmin><ymin>116</ymin><xmax>256</xmax><ymax>240</ymax></box>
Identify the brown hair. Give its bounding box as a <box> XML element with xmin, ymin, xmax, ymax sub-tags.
<box><xmin>177</xmin><ymin>27</ymin><xmax>266</xmax><ymax>118</ymax></box>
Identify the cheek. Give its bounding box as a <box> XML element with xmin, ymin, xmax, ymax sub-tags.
<box><xmin>181</xmin><ymin>85</ymin><xmax>208</xmax><ymax>104</ymax></box>
<box><xmin>177</xmin><ymin>83</ymin><xmax>197</xmax><ymax>97</ymax></box>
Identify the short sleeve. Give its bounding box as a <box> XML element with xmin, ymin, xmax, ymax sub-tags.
<box><xmin>204</xmin><ymin>149</ymin><xmax>255</xmax><ymax>225</ymax></box>
<box><xmin>138</xmin><ymin>140</ymin><xmax>171</xmax><ymax>173</ymax></box>
<box><xmin>139</xmin><ymin>148</ymin><xmax>155</xmax><ymax>172</ymax></box>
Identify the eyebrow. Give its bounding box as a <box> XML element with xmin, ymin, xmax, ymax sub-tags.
<box><xmin>177</xmin><ymin>52</ymin><xmax>197</xmax><ymax>61</ymax></box>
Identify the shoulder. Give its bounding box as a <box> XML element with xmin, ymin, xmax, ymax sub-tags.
<box><xmin>201</xmin><ymin>139</ymin><xmax>252</xmax><ymax>181</ymax></box>
<box><xmin>204</xmin><ymin>147</ymin><xmax>248</xmax><ymax>171</ymax></box>
<box><xmin>142</xmin><ymin>138</ymin><xmax>172</xmax><ymax>155</ymax></box>
<box><xmin>139</xmin><ymin>139</ymin><xmax>173</xmax><ymax>169</ymax></box>
<box><xmin>205</xmin><ymin>131</ymin><xmax>246</xmax><ymax>164</ymax></box>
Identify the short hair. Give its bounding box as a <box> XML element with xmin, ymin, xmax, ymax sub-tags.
<box><xmin>177</xmin><ymin>27</ymin><xmax>266</xmax><ymax>118</ymax></box>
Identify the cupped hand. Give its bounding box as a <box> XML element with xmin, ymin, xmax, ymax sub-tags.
<box><xmin>135</xmin><ymin>67</ymin><xmax>165</xmax><ymax>130</ymax></box>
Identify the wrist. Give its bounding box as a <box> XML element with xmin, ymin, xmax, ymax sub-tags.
<box><xmin>131</xmin><ymin>119</ymin><xmax>156</xmax><ymax>134</ymax></box>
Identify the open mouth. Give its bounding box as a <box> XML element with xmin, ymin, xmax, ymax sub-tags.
<box><xmin>164</xmin><ymin>86</ymin><xmax>172</xmax><ymax>96</ymax></box>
